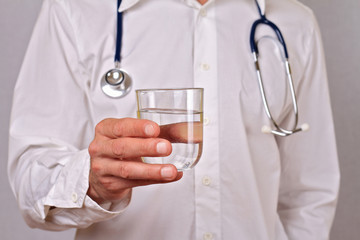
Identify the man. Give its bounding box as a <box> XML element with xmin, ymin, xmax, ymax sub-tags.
<box><xmin>8</xmin><ymin>0</ymin><xmax>340</xmax><ymax>239</ymax></box>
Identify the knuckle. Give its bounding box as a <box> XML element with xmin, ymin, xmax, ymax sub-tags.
<box><xmin>90</xmin><ymin>160</ymin><xmax>102</xmax><ymax>175</ymax></box>
<box><xmin>122</xmin><ymin>117</ymin><xmax>132</xmax><ymax>122</ymax></box>
<box><xmin>146</xmin><ymin>167</ymin><xmax>155</xmax><ymax>179</ymax></box>
<box><xmin>118</xmin><ymin>164</ymin><xmax>131</xmax><ymax>179</ymax></box>
<box><xmin>112</xmin><ymin>140</ymin><xmax>126</xmax><ymax>158</ymax></box>
<box><xmin>113</xmin><ymin>121</ymin><xmax>125</xmax><ymax>137</ymax></box>
<box><xmin>144</xmin><ymin>140</ymin><xmax>156</xmax><ymax>154</ymax></box>
<box><xmin>95</xmin><ymin>119</ymin><xmax>106</xmax><ymax>134</ymax></box>
<box><xmin>88</xmin><ymin>141</ymin><xmax>100</xmax><ymax>157</ymax></box>
<box><xmin>99</xmin><ymin>178</ymin><xmax>114</xmax><ymax>191</ymax></box>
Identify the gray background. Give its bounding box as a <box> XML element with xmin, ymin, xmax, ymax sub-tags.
<box><xmin>0</xmin><ymin>0</ymin><xmax>359</xmax><ymax>239</ymax></box>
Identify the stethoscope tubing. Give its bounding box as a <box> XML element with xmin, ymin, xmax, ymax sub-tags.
<box><xmin>250</xmin><ymin>18</ymin><xmax>289</xmax><ymax>59</ymax></box>
<box><xmin>115</xmin><ymin>0</ymin><xmax>123</xmax><ymax>64</ymax></box>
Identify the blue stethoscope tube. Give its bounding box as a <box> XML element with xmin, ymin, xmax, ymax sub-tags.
<box><xmin>250</xmin><ymin>0</ymin><xmax>308</xmax><ymax>136</ymax></box>
<box><xmin>115</xmin><ymin>0</ymin><xmax>123</xmax><ymax>65</ymax></box>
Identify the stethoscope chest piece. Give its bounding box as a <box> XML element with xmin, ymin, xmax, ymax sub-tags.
<box><xmin>101</xmin><ymin>68</ymin><xmax>132</xmax><ymax>98</ymax></box>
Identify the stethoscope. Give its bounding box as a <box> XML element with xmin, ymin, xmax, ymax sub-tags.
<box><xmin>101</xmin><ymin>0</ymin><xmax>309</xmax><ymax>136</ymax></box>
<box><xmin>100</xmin><ymin>0</ymin><xmax>132</xmax><ymax>98</ymax></box>
<box><xmin>250</xmin><ymin>0</ymin><xmax>309</xmax><ymax>136</ymax></box>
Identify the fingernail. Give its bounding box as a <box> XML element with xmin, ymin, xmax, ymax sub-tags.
<box><xmin>145</xmin><ymin>124</ymin><xmax>155</xmax><ymax>136</ymax></box>
<box><xmin>156</xmin><ymin>142</ymin><xmax>168</xmax><ymax>154</ymax></box>
<box><xmin>161</xmin><ymin>166</ymin><xmax>174</xmax><ymax>179</ymax></box>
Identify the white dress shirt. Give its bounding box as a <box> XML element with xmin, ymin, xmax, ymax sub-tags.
<box><xmin>8</xmin><ymin>0</ymin><xmax>340</xmax><ymax>239</ymax></box>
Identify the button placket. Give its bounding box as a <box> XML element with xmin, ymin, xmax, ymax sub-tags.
<box><xmin>71</xmin><ymin>192</ymin><xmax>78</xmax><ymax>203</ymax></box>
<box><xmin>203</xmin><ymin>232</ymin><xmax>214</xmax><ymax>240</ymax></box>
<box><xmin>204</xmin><ymin>117</ymin><xmax>210</xmax><ymax>126</ymax></box>
<box><xmin>200</xmin><ymin>9</ymin><xmax>207</xmax><ymax>17</ymax></box>
<box><xmin>201</xmin><ymin>63</ymin><xmax>210</xmax><ymax>71</ymax></box>
<box><xmin>202</xmin><ymin>176</ymin><xmax>212</xmax><ymax>186</ymax></box>
<box><xmin>193</xmin><ymin>4</ymin><xmax>221</xmax><ymax>240</ymax></box>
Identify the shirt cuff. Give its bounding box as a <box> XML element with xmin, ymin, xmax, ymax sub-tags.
<box><xmin>84</xmin><ymin>189</ymin><xmax>132</xmax><ymax>217</ymax></box>
<box><xmin>41</xmin><ymin>149</ymin><xmax>132</xmax><ymax>226</ymax></box>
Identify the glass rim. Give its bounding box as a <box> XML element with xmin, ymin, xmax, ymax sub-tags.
<box><xmin>136</xmin><ymin>87</ymin><xmax>203</xmax><ymax>93</ymax></box>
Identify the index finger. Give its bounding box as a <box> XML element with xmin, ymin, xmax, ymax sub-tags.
<box><xmin>96</xmin><ymin>118</ymin><xmax>160</xmax><ymax>138</ymax></box>
<box><xmin>159</xmin><ymin>122</ymin><xmax>203</xmax><ymax>143</ymax></box>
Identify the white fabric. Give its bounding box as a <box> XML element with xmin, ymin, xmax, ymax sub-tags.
<box><xmin>8</xmin><ymin>0</ymin><xmax>340</xmax><ymax>239</ymax></box>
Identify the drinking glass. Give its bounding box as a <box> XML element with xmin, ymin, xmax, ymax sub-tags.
<box><xmin>136</xmin><ymin>88</ymin><xmax>204</xmax><ymax>171</ymax></box>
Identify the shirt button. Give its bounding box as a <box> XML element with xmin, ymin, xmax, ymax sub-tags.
<box><xmin>200</xmin><ymin>9</ymin><xmax>207</xmax><ymax>17</ymax></box>
<box><xmin>202</xmin><ymin>176</ymin><xmax>212</xmax><ymax>186</ymax></box>
<box><xmin>204</xmin><ymin>117</ymin><xmax>210</xmax><ymax>126</ymax></box>
<box><xmin>203</xmin><ymin>232</ymin><xmax>214</xmax><ymax>240</ymax></box>
<box><xmin>71</xmin><ymin>192</ymin><xmax>78</xmax><ymax>203</ymax></box>
<box><xmin>201</xmin><ymin>63</ymin><xmax>210</xmax><ymax>71</ymax></box>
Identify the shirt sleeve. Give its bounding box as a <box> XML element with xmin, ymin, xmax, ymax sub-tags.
<box><xmin>8</xmin><ymin>0</ymin><xmax>130</xmax><ymax>231</ymax></box>
<box><xmin>276</xmin><ymin>12</ymin><xmax>340</xmax><ymax>240</ymax></box>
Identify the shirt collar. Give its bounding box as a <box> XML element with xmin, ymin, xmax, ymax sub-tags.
<box><xmin>118</xmin><ymin>0</ymin><xmax>140</xmax><ymax>12</ymax></box>
<box><xmin>257</xmin><ymin>0</ymin><xmax>266</xmax><ymax>15</ymax></box>
<box><xmin>119</xmin><ymin>0</ymin><xmax>266</xmax><ymax>14</ymax></box>
<box><xmin>182</xmin><ymin>0</ymin><xmax>214</xmax><ymax>9</ymax></box>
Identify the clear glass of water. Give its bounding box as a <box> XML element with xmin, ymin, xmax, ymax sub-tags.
<box><xmin>136</xmin><ymin>88</ymin><xmax>204</xmax><ymax>171</ymax></box>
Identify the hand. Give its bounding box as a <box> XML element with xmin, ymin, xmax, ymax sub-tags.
<box><xmin>87</xmin><ymin>118</ymin><xmax>183</xmax><ymax>204</ymax></box>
